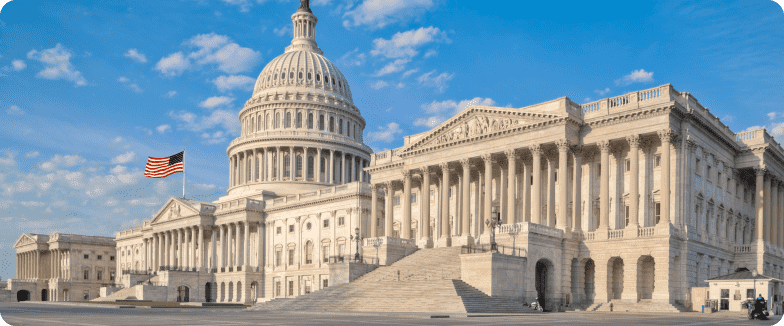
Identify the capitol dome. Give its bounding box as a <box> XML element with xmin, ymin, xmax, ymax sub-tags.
<box><xmin>225</xmin><ymin>4</ymin><xmax>372</xmax><ymax>198</ymax></box>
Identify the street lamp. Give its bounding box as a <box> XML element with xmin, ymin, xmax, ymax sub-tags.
<box><xmin>752</xmin><ymin>269</ymin><xmax>758</xmax><ymax>300</ymax></box>
<box><xmin>485</xmin><ymin>206</ymin><xmax>502</xmax><ymax>252</ymax></box>
<box><xmin>351</xmin><ymin>227</ymin><xmax>363</xmax><ymax>262</ymax></box>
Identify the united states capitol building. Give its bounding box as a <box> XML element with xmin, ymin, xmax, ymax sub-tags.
<box><xmin>7</xmin><ymin>3</ymin><xmax>784</xmax><ymax>313</ymax></box>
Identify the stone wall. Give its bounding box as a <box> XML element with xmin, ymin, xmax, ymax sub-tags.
<box><xmin>460</xmin><ymin>252</ymin><xmax>527</xmax><ymax>301</ymax></box>
<box><xmin>328</xmin><ymin>261</ymin><xmax>378</xmax><ymax>286</ymax></box>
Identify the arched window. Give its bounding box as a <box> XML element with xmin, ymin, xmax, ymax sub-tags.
<box><xmin>250</xmin><ymin>117</ymin><xmax>255</xmax><ymax>134</ymax></box>
<box><xmin>266</xmin><ymin>113</ymin><xmax>271</xmax><ymax>129</ymax></box>
<box><xmin>329</xmin><ymin>117</ymin><xmax>335</xmax><ymax>132</ymax></box>
<box><xmin>257</xmin><ymin>114</ymin><xmax>262</xmax><ymax>131</ymax></box>
<box><xmin>285</xmin><ymin>112</ymin><xmax>291</xmax><ymax>128</ymax></box>
<box><xmin>298</xmin><ymin>72</ymin><xmax>303</xmax><ymax>79</ymax></box>
<box><xmin>305</xmin><ymin>241</ymin><xmax>313</xmax><ymax>264</ymax></box>
<box><xmin>307</xmin><ymin>72</ymin><xmax>312</xmax><ymax>80</ymax></box>
<box><xmin>347</xmin><ymin>122</ymin><xmax>351</xmax><ymax>138</ymax></box>
<box><xmin>307</xmin><ymin>113</ymin><xmax>313</xmax><ymax>129</ymax></box>
<box><xmin>339</xmin><ymin>119</ymin><xmax>343</xmax><ymax>134</ymax></box>
<box><xmin>289</xmin><ymin>72</ymin><xmax>294</xmax><ymax>79</ymax></box>
<box><xmin>284</xmin><ymin>155</ymin><xmax>291</xmax><ymax>179</ymax></box>
<box><xmin>319</xmin><ymin>115</ymin><xmax>325</xmax><ymax>130</ymax></box>
<box><xmin>281</xmin><ymin>72</ymin><xmax>286</xmax><ymax>80</ymax></box>
<box><xmin>316</xmin><ymin>73</ymin><xmax>321</xmax><ymax>82</ymax></box>
<box><xmin>296</xmin><ymin>155</ymin><xmax>303</xmax><ymax>178</ymax></box>
<box><xmin>307</xmin><ymin>155</ymin><xmax>314</xmax><ymax>179</ymax></box>
<box><xmin>325</xmin><ymin>76</ymin><xmax>329</xmax><ymax>85</ymax></box>
<box><xmin>296</xmin><ymin>112</ymin><xmax>302</xmax><ymax>128</ymax></box>
<box><xmin>275</xmin><ymin>113</ymin><xmax>281</xmax><ymax>129</ymax></box>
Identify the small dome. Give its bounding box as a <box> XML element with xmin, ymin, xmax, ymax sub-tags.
<box><xmin>252</xmin><ymin>50</ymin><xmax>353</xmax><ymax>102</ymax></box>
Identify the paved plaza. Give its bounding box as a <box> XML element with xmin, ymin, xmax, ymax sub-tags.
<box><xmin>0</xmin><ymin>302</ymin><xmax>780</xmax><ymax>326</ymax></box>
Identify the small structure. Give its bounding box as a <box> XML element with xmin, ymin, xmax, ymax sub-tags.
<box><xmin>706</xmin><ymin>269</ymin><xmax>783</xmax><ymax>312</ymax></box>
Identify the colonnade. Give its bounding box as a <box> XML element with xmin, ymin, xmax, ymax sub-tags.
<box><xmin>369</xmin><ymin>131</ymin><xmax>676</xmax><ymax>245</ymax></box>
<box><xmin>754</xmin><ymin>169</ymin><xmax>784</xmax><ymax>248</ymax></box>
<box><xmin>48</xmin><ymin>249</ymin><xmax>69</xmax><ymax>280</ymax></box>
<box><xmin>229</xmin><ymin>147</ymin><xmax>369</xmax><ymax>187</ymax></box>
<box><xmin>143</xmin><ymin>222</ymin><xmax>264</xmax><ymax>273</ymax></box>
<box><xmin>17</xmin><ymin>251</ymin><xmax>41</xmax><ymax>279</ymax></box>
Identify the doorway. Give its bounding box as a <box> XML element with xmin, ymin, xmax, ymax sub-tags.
<box><xmin>205</xmin><ymin>283</ymin><xmax>212</xmax><ymax>302</ymax></box>
<box><xmin>17</xmin><ymin>290</ymin><xmax>30</xmax><ymax>302</ymax></box>
<box><xmin>535</xmin><ymin>259</ymin><xmax>552</xmax><ymax>309</ymax></box>
<box><xmin>41</xmin><ymin>289</ymin><xmax>48</xmax><ymax>301</ymax></box>
<box><xmin>176</xmin><ymin>286</ymin><xmax>189</xmax><ymax>302</ymax></box>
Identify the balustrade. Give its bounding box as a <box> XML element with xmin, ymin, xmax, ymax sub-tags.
<box><xmin>608</xmin><ymin>229</ymin><xmax>624</xmax><ymax>239</ymax></box>
<box><xmin>638</xmin><ymin>227</ymin><xmax>655</xmax><ymax>238</ymax></box>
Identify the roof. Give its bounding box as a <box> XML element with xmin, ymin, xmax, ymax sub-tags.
<box><xmin>707</xmin><ymin>270</ymin><xmax>778</xmax><ymax>281</ymax></box>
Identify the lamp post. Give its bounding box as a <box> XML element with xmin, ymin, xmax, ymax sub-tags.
<box><xmin>485</xmin><ymin>206</ymin><xmax>502</xmax><ymax>252</ymax></box>
<box><xmin>350</xmin><ymin>227</ymin><xmax>363</xmax><ymax>262</ymax></box>
<box><xmin>753</xmin><ymin>269</ymin><xmax>758</xmax><ymax>300</ymax></box>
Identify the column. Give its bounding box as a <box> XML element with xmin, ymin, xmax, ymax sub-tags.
<box><xmin>385</xmin><ymin>181</ymin><xmax>394</xmax><ymax>237</ymax></box>
<box><xmin>277</xmin><ymin>146</ymin><xmax>283</xmax><ymax>181</ymax></box>
<box><xmin>599</xmin><ymin>140</ymin><xmax>611</xmax><ymax>229</ymax></box>
<box><xmin>198</xmin><ymin>226</ymin><xmax>205</xmax><ymax>271</ymax></box>
<box><xmin>289</xmin><ymin>147</ymin><xmax>294</xmax><ymax>181</ymax></box>
<box><xmin>244</xmin><ymin>221</ymin><xmax>250</xmax><ymax>268</ymax></box>
<box><xmin>573</xmin><ymin>146</ymin><xmax>583</xmax><ymax>232</ymax></box>
<box><xmin>439</xmin><ymin>163</ymin><xmax>451</xmax><ymax>247</ymax></box>
<box><xmin>341</xmin><ymin>152</ymin><xmax>346</xmax><ymax>184</ymax></box>
<box><xmin>316</xmin><ymin>149</ymin><xmax>322</xmax><ymax>182</ymax></box>
<box><xmin>421</xmin><ymin>167</ymin><xmax>432</xmax><ymax>248</ymax></box>
<box><xmin>658</xmin><ymin>130</ymin><xmax>674</xmax><ymax>226</ymax></box>
<box><xmin>557</xmin><ymin>140</ymin><xmax>569</xmax><ymax>230</ymax></box>
<box><xmin>210</xmin><ymin>227</ymin><xmax>217</xmax><ymax>271</ymax></box>
<box><xmin>403</xmin><ymin>170</ymin><xmax>412</xmax><ymax>239</ymax></box>
<box><xmin>530</xmin><ymin>145</ymin><xmax>542</xmax><ymax>224</ymax></box>
<box><xmin>329</xmin><ymin>150</ymin><xmax>335</xmax><ymax>184</ymax></box>
<box><xmin>779</xmin><ymin>183</ymin><xmax>784</xmax><ymax>248</ymax></box>
<box><xmin>459</xmin><ymin>159</ymin><xmax>473</xmax><ymax>245</ymax></box>
<box><xmin>482</xmin><ymin>155</ymin><xmax>492</xmax><ymax>234</ymax></box>
<box><xmin>771</xmin><ymin>181</ymin><xmax>778</xmax><ymax>247</ymax></box>
<box><xmin>257</xmin><ymin>222</ymin><xmax>263</xmax><ymax>270</ymax></box>
<box><xmin>192</xmin><ymin>227</ymin><xmax>198</xmax><ymax>270</ymax></box>
<box><xmin>235</xmin><ymin>223</ymin><xmax>241</xmax><ymax>268</ymax></box>
<box><xmin>221</xmin><ymin>225</ymin><xmax>227</xmax><ymax>269</ymax></box>
<box><xmin>371</xmin><ymin>184</ymin><xmax>378</xmax><ymax>237</ymax></box>
<box><xmin>181</xmin><ymin>228</ymin><xmax>186</xmax><ymax>270</ymax></box>
<box><xmin>153</xmin><ymin>234</ymin><xmax>158</xmax><ymax>270</ymax></box>
<box><xmin>506</xmin><ymin>150</ymin><xmax>517</xmax><ymax>225</ymax></box>
<box><xmin>167</xmin><ymin>231</ymin><xmax>173</xmax><ymax>268</ymax></box>
<box><xmin>765</xmin><ymin>174</ymin><xmax>772</xmax><ymax>242</ymax></box>
<box><xmin>230</xmin><ymin>156</ymin><xmax>234</xmax><ymax>187</ymax></box>
<box><xmin>628</xmin><ymin>135</ymin><xmax>640</xmax><ymax>228</ymax></box>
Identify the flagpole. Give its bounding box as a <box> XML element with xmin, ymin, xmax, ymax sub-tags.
<box><xmin>182</xmin><ymin>149</ymin><xmax>185</xmax><ymax>199</ymax></box>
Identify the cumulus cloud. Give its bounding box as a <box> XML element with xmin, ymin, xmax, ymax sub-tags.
<box><xmin>371</xmin><ymin>27</ymin><xmax>450</xmax><ymax>59</ymax></box>
<box><xmin>25</xmin><ymin>151</ymin><xmax>39</xmax><ymax>158</ymax></box>
<box><xmin>343</xmin><ymin>0</ymin><xmax>436</xmax><ymax>29</ymax></box>
<box><xmin>166</xmin><ymin>91</ymin><xmax>178</xmax><ymax>98</ymax></box>
<box><xmin>340</xmin><ymin>48</ymin><xmax>367</xmax><ymax>67</ymax></box>
<box><xmin>170</xmin><ymin>109</ymin><xmax>240</xmax><ymax>135</ymax></box>
<box><xmin>273</xmin><ymin>25</ymin><xmax>292</xmax><ymax>37</ymax></box>
<box><xmin>201</xmin><ymin>131</ymin><xmax>228</xmax><ymax>144</ymax></box>
<box><xmin>187</xmin><ymin>33</ymin><xmax>261</xmax><ymax>74</ymax></box>
<box><xmin>117</xmin><ymin>76</ymin><xmax>142</xmax><ymax>93</ymax></box>
<box><xmin>124</xmin><ymin>48</ymin><xmax>148</xmax><ymax>63</ymax></box>
<box><xmin>109</xmin><ymin>165</ymin><xmax>127</xmax><ymax>174</ymax></box>
<box><xmin>199</xmin><ymin>96</ymin><xmax>234</xmax><ymax>109</ymax></box>
<box><xmin>771</xmin><ymin>122</ymin><xmax>784</xmax><ymax>136</ymax></box>
<box><xmin>111</xmin><ymin>151</ymin><xmax>136</xmax><ymax>164</ymax></box>
<box><xmin>155</xmin><ymin>52</ymin><xmax>190</xmax><ymax>77</ymax></box>
<box><xmin>11</xmin><ymin>59</ymin><xmax>26</xmax><ymax>71</ymax></box>
<box><xmin>595</xmin><ymin>88</ymin><xmax>611</xmax><ymax>96</ymax></box>
<box><xmin>0</xmin><ymin>151</ymin><xmax>16</xmax><ymax>166</ymax></box>
<box><xmin>417</xmin><ymin>70</ymin><xmax>454</xmax><ymax>93</ymax></box>
<box><xmin>414</xmin><ymin>97</ymin><xmax>496</xmax><ymax>128</ymax></box>
<box><xmin>26</xmin><ymin>44</ymin><xmax>87</xmax><ymax>86</ymax></box>
<box><xmin>6</xmin><ymin>105</ymin><xmax>23</xmax><ymax>115</ymax></box>
<box><xmin>366</xmin><ymin>122</ymin><xmax>403</xmax><ymax>143</ymax></box>
<box><xmin>370</xmin><ymin>80</ymin><xmax>389</xmax><ymax>89</ymax></box>
<box><xmin>40</xmin><ymin>154</ymin><xmax>86</xmax><ymax>171</ymax></box>
<box><xmin>213</xmin><ymin>75</ymin><xmax>255</xmax><ymax>92</ymax></box>
<box><xmin>768</xmin><ymin>112</ymin><xmax>777</xmax><ymax>120</ymax></box>
<box><xmin>402</xmin><ymin>69</ymin><xmax>419</xmax><ymax>78</ymax></box>
<box><xmin>20</xmin><ymin>201</ymin><xmax>46</xmax><ymax>208</ymax></box>
<box><xmin>112</xmin><ymin>136</ymin><xmax>123</xmax><ymax>144</ymax></box>
<box><xmin>615</xmin><ymin>69</ymin><xmax>654</xmax><ymax>86</ymax></box>
<box><xmin>156</xmin><ymin>124</ymin><xmax>171</xmax><ymax>133</ymax></box>
<box><xmin>374</xmin><ymin>58</ymin><xmax>410</xmax><ymax>76</ymax></box>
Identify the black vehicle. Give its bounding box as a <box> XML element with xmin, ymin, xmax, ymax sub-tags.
<box><xmin>747</xmin><ymin>296</ymin><xmax>769</xmax><ymax>320</ymax></box>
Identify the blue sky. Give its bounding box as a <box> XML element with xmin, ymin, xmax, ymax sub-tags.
<box><xmin>0</xmin><ymin>0</ymin><xmax>782</xmax><ymax>279</ymax></box>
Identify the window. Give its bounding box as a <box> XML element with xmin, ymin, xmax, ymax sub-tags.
<box><xmin>305</xmin><ymin>242</ymin><xmax>313</xmax><ymax>264</ymax></box>
<box><xmin>625</xmin><ymin>159</ymin><xmax>631</xmax><ymax>172</ymax></box>
<box><xmin>323</xmin><ymin>219</ymin><xmax>329</xmax><ymax>228</ymax></box>
<box><xmin>83</xmin><ymin>291</ymin><xmax>89</xmax><ymax>300</ymax></box>
<box><xmin>625</xmin><ymin>205</ymin><xmax>630</xmax><ymax>226</ymax></box>
<box><xmin>747</xmin><ymin>289</ymin><xmax>756</xmax><ymax>299</ymax></box>
<box><xmin>337</xmin><ymin>244</ymin><xmax>345</xmax><ymax>257</ymax></box>
<box><xmin>307</xmin><ymin>113</ymin><xmax>313</xmax><ymax>129</ymax></box>
<box><xmin>718</xmin><ymin>172</ymin><xmax>723</xmax><ymax>188</ymax></box>
<box><xmin>707</xmin><ymin>166</ymin><xmax>712</xmax><ymax>179</ymax></box>
<box><xmin>276</xmin><ymin>281</ymin><xmax>281</xmax><ymax>297</ymax></box>
<box><xmin>307</xmin><ymin>222</ymin><xmax>312</xmax><ymax>230</ymax></box>
<box><xmin>84</xmin><ymin>254</ymin><xmax>89</xmax><ymax>259</ymax></box>
<box><xmin>394</xmin><ymin>196</ymin><xmax>400</xmax><ymax>206</ymax></box>
<box><xmin>288</xmin><ymin>280</ymin><xmax>294</xmax><ymax>296</ymax></box>
<box><xmin>696</xmin><ymin>158</ymin><xmax>701</xmax><ymax>174</ymax></box>
<box><xmin>276</xmin><ymin>227</ymin><xmax>282</xmax><ymax>234</ymax></box>
<box><xmin>97</xmin><ymin>255</ymin><xmax>102</xmax><ymax>260</ymax></box>
<box><xmin>411</xmin><ymin>193</ymin><xmax>417</xmax><ymax>204</ymax></box>
<box><xmin>83</xmin><ymin>270</ymin><xmax>89</xmax><ymax>280</ymax></box>
<box><xmin>275</xmin><ymin>250</ymin><xmax>282</xmax><ymax>266</ymax></box>
<box><xmin>316</xmin><ymin>73</ymin><xmax>321</xmax><ymax>82</ymax></box>
<box><xmin>285</xmin><ymin>112</ymin><xmax>291</xmax><ymax>128</ymax></box>
<box><xmin>296</xmin><ymin>155</ymin><xmax>303</xmax><ymax>178</ymax></box>
<box><xmin>281</xmin><ymin>72</ymin><xmax>286</xmax><ymax>80</ymax></box>
<box><xmin>289</xmin><ymin>72</ymin><xmax>294</xmax><ymax>79</ymax></box>
<box><xmin>298</xmin><ymin>72</ymin><xmax>303</xmax><ymax>79</ymax></box>
<box><xmin>339</xmin><ymin>119</ymin><xmax>343</xmax><ymax>134</ymax></box>
<box><xmin>323</xmin><ymin>279</ymin><xmax>328</xmax><ymax>288</ymax></box>
<box><xmin>319</xmin><ymin>115</ymin><xmax>325</xmax><ymax>130</ymax></box>
<box><xmin>288</xmin><ymin>249</ymin><xmax>295</xmax><ymax>265</ymax></box>
<box><xmin>97</xmin><ymin>271</ymin><xmax>102</xmax><ymax>280</ymax></box>
<box><xmin>110</xmin><ymin>271</ymin><xmax>115</xmax><ymax>281</ymax></box>
<box><xmin>338</xmin><ymin>216</ymin><xmax>345</xmax><ymax>226</ymax></box>
<box><xmin>655</xmin><ymin>202</ymin><xmax>661</xmax><ymax>224</ymax></box>
<box><xmin>296</xmin><ymin>112</ymin><xmax>302</xmax><ymax>128</ymax></box>
<box><xmin>308</xmin><ymin>156</ymin><xmax>314</xmax><ymax>179</ymax></box>
<box><xmin>289</xmin><ymin>225</ymin><xmax>294</xmax><ymax>233</ymax></box>
<box><xmin>329</xmin><ymin>117</ymin><xmax>335</xmax><ymax>132</ymax></box>
<box><xmin>322</xmin><ymin>245</ymin><xmax>329</xmax><ymax>262</ymax></box>
<box><xmin>110</xmin><ymin>256</ymin><xmax>115</xmax><ymax>261</ymax></box>
<box><xmin>284</xmin><ymin>155</ymin><xmax>291</xmax><ymax>178</ymax></box>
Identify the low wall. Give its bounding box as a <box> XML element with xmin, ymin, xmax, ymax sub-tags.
<box><xmin>100</xmin><ymin>285</ymin><xmax>123</xmax><ymax>298</ymax></box>
<box><xmin>137</xmin><ymin>284</ymin><xmax>167</xmax><ymax>301</ymax></box>
<box><xmin>328</xmin><ymin>261</ymin><xmax>378</xmax><ymax>286</ymax></box>
<box><xmin>460</xmin><ymin>252</ymin><xmax>527</xmax><ymax>301</ymax></box>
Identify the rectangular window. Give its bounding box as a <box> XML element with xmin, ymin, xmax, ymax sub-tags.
<box><xmin>323</xmin><ymin>279</ymin><xmax>328</xmax><ymax>288</ymax></box>
<box><xmin>276</xmin><ymin>281</ymin><xmax>281</xmax><ymax>297</ymax></box>
<box><xmin>696</xmin><ymin>158</ymin><xmax>701</xmax><ymax>174</ymax></box>
<box><xmin>288</xmin><ymin>249</ymin><xmax>295</xmax><ymax>265</ymax></box>
<box><xmin>625</xmin><ymin>159</ymin><xmax>631</xmax><ymax>172</ymax></box>
<box><xmin>322</xmin><ymin>245</ymin><xmax>329</xmax><ymax>263</ymax></box>
<box><xmin>337</xmin><ymin>244</ymin><xmax>345</xmax><ymax>257</ymax></box>
<box><xmin>655</xmin><ymin>155</ymin><xmax>661</xmax><ymax>167</ymax></box>
<box><xmin>707</xmin><ymin>166</ymin><xmax>712</xmax><ymax>179</ymax></box>
<box><xmin>275</xmin><ymin>250</ymin><xmax>282</xmax><ymax>266</ymax></box>
<box><xmin>110</xmin><ymin>256</ymin><xmax>115</xmax><ymax>261</ymax></box>
<box><xmin>625</xmin><ymin>205</ymin><xmax>630</xmax><ymax>226</ymax></box>
<box><xmin>84</xmin><ymin>254</ymin><xmax>89</xmax><ymax>259</ymax></box>
<box><xmin>411</xmin><ymin>193</ymin><xmax>417</xmax><ymax>204</ymax></box>
<box><xmin>83</xmin><ymin>291</ymin><xmax>89</xmax><ymax>300</ymax></box>
<box><xmin>97</xmin><ymin>255</ymin><xmax>102</xmax><ymax>260</ymax></box>
<box><xmin>655</xmin><ymin>202</ymin><xmax>661</xmax><ymax>224</ymax></box>
<box><xmin>83</xmin><ymin>270</ymin><xmax>89</xmax><ymax>280</ymax></box>
<box><xmin>289</xmin><ymin>224</ymin><xmax>294</xmax><ymax>233</ymax></box>
<box><xmin>394</xmin><ymin>196</ymin><xmax>400</xmax><ymax>206</ymax></box>
<box><xmin>110</xmin><ymin>271</ymin><xmax>115</xmax><ymax>281</ymax></box>
<box><xmin>277</xmin><ymin>227</ymin><xmax>282</xmax><ymax>234</ymax></box>
<box><xmin>338</xmin><ymin>216</ymin><xmax>345</xmax><ymax>226</ymax></box>
<box><xmin>289</xmin><ymin>281</ymin><xmax>294</xmax><ymax>296</ymax></box>
<box><xmin>97</xmin><ymin>271</ymin><xmax>102</xmax><ymax>280</ymax></box>
<box><xmin>323</xmin><ymin>219</ymin><xmax>329</xmax><ymax>228</ymax></box>
<box><xmin>747</xmin><ymin>289</ymin><xmax>755</xmax><ymax>299</ymax></box>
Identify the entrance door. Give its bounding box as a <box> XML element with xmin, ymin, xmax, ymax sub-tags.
<box><xmin>17</xmin><ymin>290</ymin><xmax>30</xmax><ymax>302</ymax></box>
<box><xmin>720</xmin><ymin>289</ymin><xmax>729</xmax><ymax>310</ymax></box>
<box><xmin>535</xmin><ymin>261</ymin><xmax>548</xmax><ymax>308</ymax></box>
<box><xmin>205</xmin><ymin>283</ymin><xmax>212</xmax><ymax>302</ymax></box>
<box><xmin>41</xmin><ymin>289</ymin><xmax>48</xmax><ymax>301</ymax></box>
<box><xmin>177</xmin><ymin>286</ymin><xmax>189</xmax><ymax>302</ymax></box>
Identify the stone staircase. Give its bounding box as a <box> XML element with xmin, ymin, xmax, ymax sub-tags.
<box><xmin>93</xmin><ymin>286</ymin><xmax>138</xmax><ymax>302</ymax></box>
<box><xmin>584</xmin><ymin>299</ymin><xmax>686</xmax><ymax>313</ymax></box>
<box><xmin>250</xmin><ymin>247</ymin><xmax>535</xmax><ymax>313</ymax></box>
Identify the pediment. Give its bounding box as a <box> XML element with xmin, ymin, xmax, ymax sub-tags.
<box><xmin>150</xmin><ymin>197</ymin><xmax>203</xmax><ymax>224</ymax></box>
<box><xmin>399</xmin><ymin>106</ymin><xmax>565</xmax><ymax>154</ymax></box>
<box><xmin>13</xmin><ymin>234</ymin><xmax>36</xmax><ymax>248</ymax></box>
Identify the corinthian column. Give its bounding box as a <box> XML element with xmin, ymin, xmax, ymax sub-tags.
<box><xmin>530</xmin><ymin>145</ymin><xmax>542</xmax><ymax>224</ymax></box>
<box><xmin>573</xmin><ymin>146</ymin><xmax>583</xmax><ymax>232</ymax></box>
<box><xmin>420</xmin><ymin>167</ymin><xmax>433</xmax><ymax>248</ymax></box>
<box><xmin>370</xmin><ymin>184</ymin><xmax>378</xmax><ymax>238</ymax></box>
<box><xmin>556</xmin><ymin>140</ymin><xmax>569</xmax><ymax>230</ymax></box>
<box><xmin>385</xmin><ymin>181</ymin><xmax>394</xmax><ymax>237</ymax></box>
<box><xmin>243</xmin><ymin>222</ymin><xmax>250</xmax><ymax>269</ymax></box>
<box><xmin>402</xmin><ymin>170</ymin><xmax>412</xmax><ymax>239</ymax></box>
<box><xmin>482</xmin><ymin>155</ymin><xmax>493</xmax><ymax>233</ymax></box>
<box><xmin>627</xmin><ymin>135</ymin><xmax>641</xmax><ymax>229</ymax></box>
<box><xmin>599</xmin><ymin>140</ymin><xmax>611</xmax><ymax>230</ymax></box>
<box><xmin>764</xmin><ymin>174</ymin><xmax>772</xmax><ymax>242</ymax></box>
<box><xmin>438</xmin><ymin>162</ymin><xmax>452</xmax><ymax>247</ymax></box>
<box><xmin>506</xmin><ymin>150</ymin><xmax>517</xmax><ymax>225</ymax></box>
<box><xmin>460</xmin><ymin>159</ymin><xmax>473</xmax><ymax>246</ymax></box>
<box><xmin>657</xmin><ymin>130</ymin><xmax>675</xmax><ymax>226</ymax></box>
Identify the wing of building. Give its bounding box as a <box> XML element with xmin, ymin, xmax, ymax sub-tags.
<box><xmin>6</xmin><ymin>4</ymin><xmax>784</xmax><ymax>313</ymax></box>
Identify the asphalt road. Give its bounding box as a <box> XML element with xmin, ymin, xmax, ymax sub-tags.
<box><xmin>0</xmin><ymin>302</ymin><xmax>780</xmax><ymax>326</ymax></box>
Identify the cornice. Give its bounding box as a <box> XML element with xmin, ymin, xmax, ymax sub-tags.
<box><xmin>365</xmin><ymin>161</ymin><xmax>405</xmax><ymax>173</ymax></box>
<box><xmin>227</xmin><ymin>135</ymin><xmax>373</xmax><ymax>156</ymax></box>
<box><xmin>263</xmin><ymin>192</ymin><xmax>371</xmax><ymax>213</ymax></box>
<box><xmin>584</xmin><ymin>104</ymin><xmax>672</xmax><ymax>129</ymax></box>
<box><xmin>239</xmin><ymin>100</ymin><xmax>366</xmax><ymax>127</ymax></box>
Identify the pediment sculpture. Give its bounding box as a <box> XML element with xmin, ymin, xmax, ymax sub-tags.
<box><xmin>429</xmin><ymin>115</ymin><xmax>523</xmax><ymax>146</ymax></box>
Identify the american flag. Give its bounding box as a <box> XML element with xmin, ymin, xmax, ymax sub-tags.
<box><xmin>144</xmin><ymin>151</ymin><xmax>184</xmax><ymax>178</ymax></box>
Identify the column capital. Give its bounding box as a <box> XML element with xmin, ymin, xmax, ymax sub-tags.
<box><xmin>626</xmin><ymin>134</ymin><xmax>641</xmax><ymax>148</ymax></box>
<box><xmin>755</xmin><ymin>167</ymin><xmax>767</xmax><ymax>177</ymax></box>
<box><xmin>459</xmin><ymin>158</ymin><xmax>470</xmax><ymax>167</ymax></box>
<box><xmin>657</xmin><ymin>129</ymin><xmax>677</xmax><ymax>143</ymax></box>
<box><xmin>481</xmin><ymin>154</ymin><xmax>493</xmax><ymax>163</ymax></box>
<box><xmin>418</xmin><ymin>165</ymin><xmax>431</xmax><ymax>175</ymax></box>
<box><xmin>504</xmin><ymin>148</ymin><xmax>517</xmax><ymax>158</ymax></box>
<box><xmin>571</xmin><ymin>145</ymin><xmax>583</xmax><ymax>156</ymax></box>
<box><xmin>402</xmin><ymin>169</ymin><xmax>412</xmax><ymax>179</ymax></box>
<box><xmin>598</xmin><ymin>140</ymin><xmax>611</xmax><ymax>153</ymax></box>
<box><xmin>556</xmin><ymin>139</ymin><xmax>570</xmax><ymax>152</ymax></box>
<box><xmin>439</xmin><ymin>162</ymin><xmax>450</xmax><ymax>170</ymax></box>
<box><xmin>370</xmin><ymin>183</ymin><xmax>378</xmax><ymax>191</ymax></box>
<box><xmin>529</xmin><ymin>144</ymin><xmax>542</xmax><ymax>156</ymax></box>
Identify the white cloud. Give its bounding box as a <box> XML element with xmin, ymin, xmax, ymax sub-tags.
<box><xmin>129</xmin><ymin>196</ymin><xmax>162</xmax><ymax>207</ymax></box>
<box><xmin>20</xmin><ymin>201</ymin><xmax>46</xmax><ymax>208</ymax></box>
<box><xmin>105</xmin><ymin>197</ymin><xmax>119</xmax><ymax>206</ymax></box>
<box><xmin>11</xmin><ymin>59</ymin><xmax>26</xmax><ymax>71</ymax></box>
<box><xmin>343</xmin><ymin>0</ymin><xmax>436</xmax><ymax>29</ymax></box>
<box><xmin>117</xmin><ymin>76</ymin><xmax>129</xmax><ymax>83</ymax></box>
<box><xmin>374</xmin><ymin>58</ymin><xmax>410</xmax><ymax>76</ymax></box>
<box><xmin>721</xmin><ymin>115</ymin><xmax>734</xmax><ymax>123</ymax></box>
<box><xmin>768</xmin><ymin>112</ymin><xmax>777</xmax><ymax>120</ymax></box>
<box><xmin>26</xmin><ymin>44</ymin><xmax>87</xmax><ymax>86</ymax></box>
<box><xmin>396</xmin><ymin>82</ymin><xmax>404</xmax><ymax>89</ymax></box>
<box><xmin>424</xmin><ymin>49</ymin><xmax>438</xmax><ymax>58</ymax></box>
<box><xmin>111</xmin><ymin>151</ymin><xmax>136</xmax><ymax>164</ymax></box>
<box><xmin>340</xmin><ymin>48</ymin><xmax>367</xmax><ymax>67</ymax></box>
<box><xmin>274</xmin><ymin>25</ymin><xmax>292</xmax><ymax>37</ymax></box>
<box><xmin>117</xmin><ymin>76</ymin><xmax>143</xmax><ymax>93</ymax></box>
<box><xmin>370</xmin><ymin>80</ymin><xmax>389</xmax><ymax>89</ymax></box>
<box><xmin>0</xmin><ymin>150</ymin><xmax>16</xmax><ymax>166</ymax></box>
<box><xmin>743</xmin><ymin>126</ymin><xmax>764</xmax><ymax>132</ymax></box>
<box><xmin>6</xmin><ymin>105</ymin><xmax>23</xmax><ymax>115</ymax></box>
<box><xmin>112</xmin><ymin>136</ymin><xmax>123</xmax><ymax>144</ymax></box>
<box><xmin>201</xmin><ymin>131</ymin><xmax>228</xmax><ymax>144</ymax></box>
<box><xmin>124</xmin><ymin>48</ymin><xmax>148</xmax><ymax>63</ymax></box>
<box><xmin>199</xmin><ymin>96</ymin><xmax>234</xmax><ymax>109</ymax></box>
<box><xmin>155</xmin><ymin>51</ymin><xmax>190</xmax><ymax>77</ymax></box>
<box><xmin>615</xmin><ymin>69</ymin><xmax>654</xmax><ymax>86</ymax></box>
<box><xmin>40</xmin><ymin>154</ymin><xmax>86</xmax><ymax>171</ymax></box>
<box><xmin>370</xmin><ymin>26</ymin><xmax>449</xmax><ymax>59</ymax></box>
<box><xmin>185</xmin><ymin>33</ymin><xmax>261</xmax><ymax>74</ymax></box>
<box><xmin>166</xmin><ymin>90</ymin><xmax>178</xmax><ymax>98</ymax></box>
<box><xmin>595</xmin><ymin>88</ymin><xmax>611</xmax><ymax>96</ymax></box>
<box><xmin>193</xmin><ymin>183</ymin><xmax>217</xmax><ymax>190</ymax></box>
<box><xmin>213</xmin><ymin>75</ymin><xmax>255</xmax><ymax>92</ymax></box>
<box><xmin>25</xmin><ymin>151</ymin><xmax>39</xmax><ymax>158</ymax></box>
<box><xmin>367</xmin><ymin>122</ymin><xmax>403</xmax><ymax>143</ymax></box>
<box><xmin>156</xmin><ymin>124</ymin><xmax>171</xmax><ymax>133</ymax></box>
<box><xmin>109</xmin><ymin>165</ymin><xmax>127</xmax><ymax>174</ymax></box>
<box><xmin>402</xmin><ymin>69</ymin><xmax>418</xmax><ymax>78</ymax></box>
<box><xmin>771</xmin><ymin>122</ymin><xmax>784</xmax><ymax>136</ymax></box>
<box><xmin>170</xmin><ymin>109</ymin><xmax>240</xmax><ymax>135</ymax></box>
<box><xmin>220</xmin><ymin>0</ymin><xmax>252</xmax><ymax>12</ymax></box>
<box><xmin>417</xmin><ymin>70</ymin><xmax>454</xmax><ymax>93</ymax></box>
